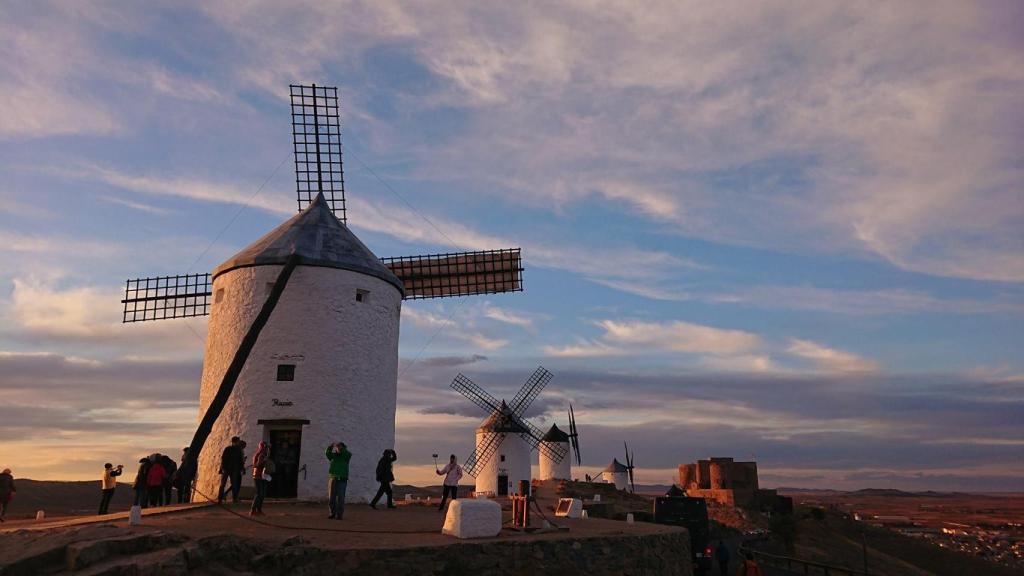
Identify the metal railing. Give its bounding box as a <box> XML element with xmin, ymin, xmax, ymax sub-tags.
<box><xmin>738</xmin><ymin>546</ymin><xmax>869</xmax><ymax>576</ymax></box>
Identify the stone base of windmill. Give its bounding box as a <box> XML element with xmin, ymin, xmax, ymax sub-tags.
<box><xmin>441</xmin><ymin>499</ymin><xmax>502</xmax><ymax>539</ymax></box>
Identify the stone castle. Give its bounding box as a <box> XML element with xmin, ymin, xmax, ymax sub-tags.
<box><xmin>678</xmin><ymin>456</ymin><xmax>783</xmax><ymax>508</ymax></box>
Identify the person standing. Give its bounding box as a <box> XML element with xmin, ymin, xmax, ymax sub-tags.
<box><xmin>435</xmin><ymin>454</ymin><xmax>462</xmax><ymax>512</ymax></box>
<box><xmin>0</xmin><ymin>468</ymin><xmax>15</xmax><ymax>522</ymax></box>
<box><xmin>133</xmin><ymin>458</ymin><xmax>150</xmax><ymax>508</ymax></box>
<box><xmin>715</xmin><ymin>540</ymin><xmax>731</xmax><ymax>576</ymax></box>
<box><xmin>218</xmin><ymin>437</ymin><xmax>244</xmax><ymax>504</ymax></box>
<box><xmin>250</xmin><ymin>441</ymin><xmax>270</xmax><ymax>517</ymax></box>
<box><xmin>735</xmin><ymin>552</ymin><xmax>764</xmax><ymax>576</ymax></box>
<box><xmin>325</xmin><ymin>442</ymin><xmax>351</xmax><ymax>520</ymax></box>
<box><xmin>370</xmin><ymin>449</ymin><xmax>397</xmax><ymax>510</ymax></box>
<box><xmin>98</xmin><ymin>463</ymin><xmax>123</xmax><ymax>515</ymax></box>
<box><xmin>174</xmin><ymin>447</ymin><xmax>192</xmax><ymax>503</ymax></box>
<box><xmin>146</xmin><ymin>456</ymin><xmax>167</xmax><ymax>507</ymax></box>
<box><xmin>158</xmin><ymin>454</ymin><xmax>176</xmax><ymax>507</ymax></box>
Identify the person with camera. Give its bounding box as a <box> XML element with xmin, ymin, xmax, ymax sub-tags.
<box><xmin>325</xmin><ymin>441</ymin><xmax>351</xmax><ymax>519</ymax></box>
<box><xmin>98</xmin><ymin>463</ymin><xmax>123</xmax><ymax>515</ymax></box>
<box><xmin>436</xmin><ymin>454</ymin><xmax>462</xmax><ymax>512</ymax></box>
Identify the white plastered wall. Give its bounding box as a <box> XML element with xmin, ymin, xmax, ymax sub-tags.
<box><xmin>538</xmin><ymin>440</ymin><xmax>571</xmax><ymax>480</ymax></box>
<box><xmin>473</xmin><ymin>431</ymin><xmax>530</xmax><ymax>496</ymax></box>
<box><xmin>602</xmin><ymin>471</ymin><xmax>628</xmax><ymax>491</ymax></box>
<box><xmin>195</xmin><ymin>264</ymin><xmax>401</xmax><ymax>502</ymax></box>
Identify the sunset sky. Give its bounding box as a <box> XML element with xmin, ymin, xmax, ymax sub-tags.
<box><xmin>1</xmin><ymin>2</ymin><xmax>1021</xmax><ymax>491</ymax></box>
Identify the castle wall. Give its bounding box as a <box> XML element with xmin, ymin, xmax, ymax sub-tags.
<box><xmin>196</xmin><ymin>264</ymin><xmax>401</xmax><ymax>502</ymax></box>
<box><xmin>678</xmin><ymin>464</ymin><xmax>696</xmax><ymax>488</ymax></box>
<box><xmin>696</xmin><ymin>460</ymin><xmax>711</xmax><ymax>489</ymax></box>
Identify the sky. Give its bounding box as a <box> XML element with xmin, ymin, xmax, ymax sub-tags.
<box><xmin>0</xmin><ymin>1</ymin><xmax>1022</xmax><ymax>491</ymax></box>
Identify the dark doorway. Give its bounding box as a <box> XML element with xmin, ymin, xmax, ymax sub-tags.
<box><xmin>268</xmin><ymin>429</ymin><xmax>301</xmax><ymax>498</ymax></box>
<box><xmin>497</xmin><ymin>472</ymin><xmax>509</xmax><ymax>496</ymax></box>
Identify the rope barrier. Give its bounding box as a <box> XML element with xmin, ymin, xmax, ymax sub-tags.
<box><xmin>187</xmin><ymin>483</ymin><xmax>444</xmax><ymax>535</ymax></box>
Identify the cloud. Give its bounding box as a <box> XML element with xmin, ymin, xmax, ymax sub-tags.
<box><xmin>481</xmin><ymin>304</ymin><xmax>544</xmax><ymax>330</ymax></box>
<box><xmin>545</xmin><ymin>318</ymin><xmax>763</xmax><ymax>359</ymax></box>
<box><xmin>95</xmin><ymin>194</ymin><xmax>173</xmax><ymax>215</ymax></box>
<box><xmin>67</xmin><ymin>164</ymin><xmax>290</xmax><ymax>216</ymax></box>
<box><xmin>310</xmin><ymin>1</ymin><xmax>1023</xmax><ymax>282</ymax></box>
<box><xmin>3</xmin><ymin>277</ymin><xmax>205</xmax><ymax>355</ymax></box>
<box><xmin>415</xmin><ymin>354</ymin><xmax>488</xmax><ymax>368</ymax></box>
<box><xmin>401</xmin><ymin>305</ymin><xmax>507</xmax><ymax>351</ymax></box>
<box><xmin>786</xmin><ymin>339</ymin><xmax>880</xmax><ymax>374</ymax></box>
<box><xmin>62</xmin><ymin>165</ymin><xmax>699</xmax><ymax>302</ymax></box>
<box><xmin>710</xmin><ymin>286</ymin><xmax>1024</xmax><ymax>315</ymax></box>
<box><xmin>600</xmin><ymin>319</ymin><xmax>762</xmax><ymax>355</ymax></box>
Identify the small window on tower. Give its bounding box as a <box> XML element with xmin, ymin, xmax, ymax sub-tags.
<box><xmin>356</xmin><ymin>289</ymin><xmax>369</xmax><ymax>303</ymax></box>
<box><xmin>215</xmin><ymin>289</ymin><xmax>225</xmax><ymax>303</ymax></box>
<box><xmin>276</xmin><ymin>364</ymin><xmax>295</xmax><ymax>382</ymax></box>
<box><xmin>500</xmin><ymin>454</ymin><xmax>506</xmax><ymax>463</ymax></box>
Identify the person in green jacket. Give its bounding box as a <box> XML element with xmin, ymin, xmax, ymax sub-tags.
<box><xmin>325</xmin><ymin>442</ymin><xmax>351</xmax><ymax>520</ymax></box>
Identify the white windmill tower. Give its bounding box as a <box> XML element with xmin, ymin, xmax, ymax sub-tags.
<box><xmin>600</xmin><ymin>443</ymin><xmax>636</xmax><ymax>492</ymax></box>
<box><xmin>450</xmin><ymin>368</ymin><xmax>567</xmax><ymax>496</ymax></box>
<box><xmin>539</xmin><ymin>403</ymin><xmax>581</xmax><ymax>481</ymax></box>
<box><xmin>120</xmin><ymin>84</ymin><xmax>524</xmax><ymax>502</ymax></box>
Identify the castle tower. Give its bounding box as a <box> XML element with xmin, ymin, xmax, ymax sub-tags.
<box><xmin>474</xmin><ymin>402</ymin><xmax>531</xmax><ymax>496</ymax></box>
<box><xmin>538</xmin><ymin>423</ymin><xmax>571</xmax><ymax>480</ymax></box>
<box><xmin>195</xmin><ymin>195</ymin><xmax>403</xmax><ymax>502</ymax></box>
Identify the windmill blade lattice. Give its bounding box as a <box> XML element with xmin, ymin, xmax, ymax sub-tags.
<box><xmin>508</xmin><ymin>366</ymin><xmax>552</xmax><ymax>415</ymax></box>
<box><xmin>121</xmin><ymin>274</ymin><xmax>212</xmax><ymax>323</ymax></box>
<box><xmin>450</xmin><ymin>373</ymin><xmax>502</xmax><ymax>414</ymax></box>
<box><xmin>463</xmin><ymin>431</ymin><xmax>504</xmax><ymax>477</ymax></box>
<box><xmin>513</xmin><ymin>414</ymin><xmax>568</xmax><ymax>462</ymax></box>
<box><xmin>290</xmin><ymin>84</ymin><xmax>346</xmax><ymax>222</ymax></box>
<box><xmin>382</xmin><ymin>249</ymin><xmax>523</xmax><ymax>300</ymax></box>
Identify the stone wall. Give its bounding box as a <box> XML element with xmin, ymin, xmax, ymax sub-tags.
<box><xmin>1</xmin><ymin>527</ymin><xmax>693</xmax><ymax>576</ymax></box>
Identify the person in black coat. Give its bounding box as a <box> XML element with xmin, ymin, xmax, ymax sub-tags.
<box><xmin>218</xmin><ymin>436</ymin><xmax>244</xmax><ymax>504</ymax></box>
<box><xmin>174</xmin><ymin>447</ymin><xmax>193</xmax><ymax>503</ymax></box>
<box><xmin>369</xmin><ymin>449</ymin><xmax>397</xmax><ymax>509</ymax></box>
<box><xmin>132</xmin><ymin>458</ymin><xmax>150</xmax><ymax>508</ymax></box>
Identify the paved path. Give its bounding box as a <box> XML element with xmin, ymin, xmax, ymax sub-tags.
<box><xmin>0</xmin><ymin>501</ymin><xmax>212</xmax><ymax>533</ymax></box>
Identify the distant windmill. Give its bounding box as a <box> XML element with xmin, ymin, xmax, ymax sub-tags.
<box><xmin>601</xmin><ymin>442</ymin><xmax>636</xmax><ymax>492</ymax></box>
<box><xmin>119</xmin><ymin>83</ymin><xmax>524</xmax><ymax>502</ymax></box>
<box><xmin>451</xmin><ymin>367</ymin><xmax>567</xmax><ymax>496</ymax></box>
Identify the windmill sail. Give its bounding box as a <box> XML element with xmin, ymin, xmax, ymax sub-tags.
<box><xmin>568</xmin><ymin>404</ymin><xmax>582</xmax><ymax>466</ymax></box>
<box><xmin>382</xmin><ymin>248</ymin><xmax>522</xmax><ymax>300</ymax></box>
<box><xmin>121</xmin><ymin>274</ymin><xmax>212</xmax><ymax>323</ymax></box>
<box><xmin>291</xmin><ymin>84</ymin><xmax>346</xmax><ymax>222</ymax></box>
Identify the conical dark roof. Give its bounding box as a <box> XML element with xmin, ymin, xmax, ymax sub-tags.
<box><xmin>212</xmin><ymin>193</ymin><xmax>404</xmax><ymax>295</ymax></box>
<box><xmin>477</xmin><ymin>401</ymin><xmax>529</xmax><ymax>434</ymax></box>
<box><xmin>541</xmin><ymin>423</ymin><xmax>570</xmax><ymax>443</ymax></box>
<box><xmin>602</xmin><ymin>458</ymin><xmax>628</xmax><ymax>474</ymax></box>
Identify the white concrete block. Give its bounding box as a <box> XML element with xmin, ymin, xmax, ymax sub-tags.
<box><xmin>441</xmin><ymin>499</ymin><xmax>502</xmax><ymax>539</ymax></box>
<box><xmin>555</xmin><ymin>498</ymin><xmax>584</xmax><ymax>519</ymax></box>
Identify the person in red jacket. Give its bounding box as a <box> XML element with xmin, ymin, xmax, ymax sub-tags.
<box><xmin>735</xmin><ymin>552</ymin><xmax>764</xmax><ymax>576</ymax></box>
<box><xmin>146</xmin><ymin>457</ymin><xmax>167</xmax><ymax>507</ymax></box>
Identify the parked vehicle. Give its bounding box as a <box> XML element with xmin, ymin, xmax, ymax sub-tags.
<box><xmin>654</xmin><ymin>492</ymin><xmax>712</xmax><ymax>574</ymax></box>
